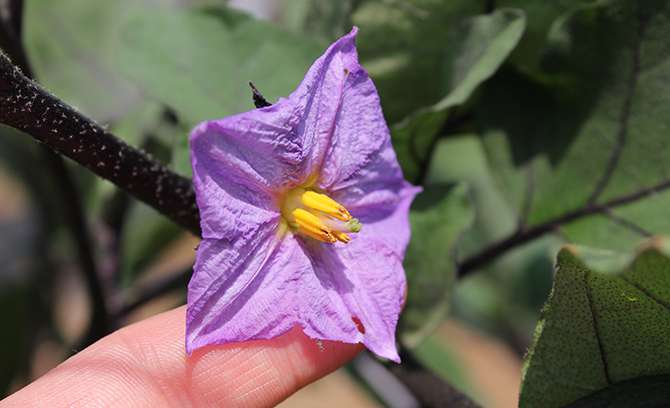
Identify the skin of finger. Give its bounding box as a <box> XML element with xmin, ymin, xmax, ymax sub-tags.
<box><xmin>1</xmin><ymin>306</ymin><xmax>362</xmax><ymax>408</ymax></box>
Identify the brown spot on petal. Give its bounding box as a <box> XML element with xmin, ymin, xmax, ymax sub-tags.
<box><xmin>351</xmin><ymin>316</ymin><xmax>366</xmax><ymax>334</ymax></box>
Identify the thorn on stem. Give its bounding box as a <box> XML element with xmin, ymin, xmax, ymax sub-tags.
<box><xmin>249</xmin><ymin>81</ymin><xmax>272</xmax><ymax>108</ymax></box>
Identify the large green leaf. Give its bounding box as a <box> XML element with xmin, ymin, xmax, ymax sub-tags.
<box><xmin>494</xmin><ymin>0</ymin><xmax>597</xmax><ymax>76</ymax></box>
<box><xmin>392</xmin><ymin>8</ymin><xmax>526</xmax><ymax>181</ymax></box>
<box><xmin>520</xmin><ymin>242</ymin><xmax>670</xmax><ymax>407</ymax></box>
<box><xmin>401</xmin><ymin>183</ymin><xmax>474</xmax><ymax>344</ymax></box>
<box><xmin>471</xmin><ymin>1</ymin><xmax>670</xmax><ymax>261</ymax></box>
<box><xmin>279</xmin><ymin>0</ymin><xmax>355</xmax><ymax>40</ymax></box>
<box><xmin>428</xmin><ymin>134</ymin><xmax>517</xmax><ymax>252</ymax></box>
<box><xmin>352</xmin><ymin>0</ymin><xmax>483</xmax><ymax>123</ymax></box>
<box><xmin>24</xmin><ymin>0</ymin><xmax>158</xmax><ymax>122</ymax></box>
<box><xmin>116</xmin><ymin>6</ymin><xmax>324</xmax><ymax>128</ymax></box>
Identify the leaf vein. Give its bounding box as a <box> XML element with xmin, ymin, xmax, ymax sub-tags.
<box><xmin>586</xmin><ymin>15</ymin><xmax>647</xmax><ymax>205</ymax></box>
<box><xmin>621</xmin><ymin>276</ymin><xmax>670</xmax><ymax>312</ymax></box>
<box><xmin>583</xmin><ymin>270</ymin><xmax>613</xmax><ymax>385</ymax></box>
<box><xmin>602</xmin><ymin>210</ymin><xmax>652</xmax><ymax>237</ymax></box>
<box><xmin>517</xmin><ymin>162</ymin><xmax>535</xmax><ymax>231</ymax></box>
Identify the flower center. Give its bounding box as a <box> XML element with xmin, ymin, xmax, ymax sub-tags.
<box><xmin>281</xmin><ymin>188</ymin><xmax>362</xmax><ymax>244</ymax></box>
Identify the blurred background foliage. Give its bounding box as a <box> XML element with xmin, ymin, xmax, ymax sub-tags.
<box><xmin>2</xmin><ymin>0</ymin><xmax>670</xmax><ymax>406</ymax></box>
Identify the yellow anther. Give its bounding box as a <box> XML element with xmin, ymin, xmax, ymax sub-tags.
<box><xmin>301</xmin><ymin>191</ymin><xmax>352</xmax><ymax>221</ymax></box>
<box><xmin>332</xmin><ymin>230</ymin><xmax>351</xmax><ymax>244</ymax></box>
<box><xmin>281</xmin><ymin>186</ymin><xmax>361</xmax><ymax>244</ymax></box>
<box><xmin>292</xmin><ymin>208</ymin><xmax>336</xmax><ymax>243</ymax></box>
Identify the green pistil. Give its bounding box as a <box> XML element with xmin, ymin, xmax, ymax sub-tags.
<box><xmin>346</xmin><ymin>218</ymin><xmax>362</xmax><ymax>233</ymax></box>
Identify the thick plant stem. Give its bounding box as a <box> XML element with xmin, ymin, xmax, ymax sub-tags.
<box><xmin>0</xmin><ymin>51</ymin><xmax>201</xmax><ymax>235</ymax></box>
<box><xmin>0</xmin><ymin>45</ymin><xmax>482</xmax><ymax>407</ymax></box>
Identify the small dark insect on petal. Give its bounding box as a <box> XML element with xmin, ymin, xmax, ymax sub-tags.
<box><xmin>249</xmin><ymin>81</ymin><xmax>272</xmax><ymax>108</ymax></box>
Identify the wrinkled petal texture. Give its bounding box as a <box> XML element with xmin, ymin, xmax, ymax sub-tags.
<box><xmin>190</xmin><ymin>105</ymin><xmax>302</xmax><ymax>239</ymax></box>
<box><xmin>330</xmin><ymin>148</ymin><xmax>421</xmax><ymax>258</ymax></box>
<box><xmin>304</xmin><ymin>239</ymin><xmax>407</xmax><ymax>362</ymax></box>
<box><xmin>188</xmin><ymin>27</ymin><xmax>417</xmax><ymax>362</ymax></box>
<box><xmin>310</xmin><ymin>28</ymin><xmax>421</xmax><ymax>257</ymax></box>
<box><xmin>188</xmin><ymin>232</ymin><xmax>405</xmax><ymax>362</ymax></box>
<box><xmin>190</xmin><ymin>27</ymin><xmax>379</xmax><ymax>238</ymax></box>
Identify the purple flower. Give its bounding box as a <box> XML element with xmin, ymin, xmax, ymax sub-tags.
<box><xmin>186</xmin><ymin>27</ymin><xmax>420</xmax><ymax>362</ymax></box>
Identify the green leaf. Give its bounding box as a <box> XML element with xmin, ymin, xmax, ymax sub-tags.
<box><xmin>108</xmin><ymin>103</ymin><xmax>191</xmax><ymax>176</ymax></box>
<box><xmin>391</xmin><ymin>8</ymin><xmax>526</xmax><ymax>181</ymax></box>
<box><xmin>116</xmin><ymin>6</ymin><xmax>325</xmax><ymax>128</ymax></box>
<box><xmin>566</xmin><ymin>375</ymin><xmax>670</xmax><ymax>408</ymax></box>
<box><xmin>427</xmin><ymin>134</ymin><xmax>517</xmax><ymax>248</ymax></box>
<box><xmin>352</xmin><ymin>0</ymin><xmax>483</xmax><ymax>123</ymax></box>
<box><xmin>473</xmin><ymin>1</ymin><xmax>670</xmax><ymax>257</ymax></box>
<box><xmin>24</xmin><ymin>0</ymin><xmax>152</xmax><ymax>121</ymax></box>
<box><xmin>401</xmin><ymin>183</ymin><xmax>474</xmax><ymax>345</ymax></box>
<box><xmin>520</xmin><ymin>242</ymin><xmax>670</xmax><ymax>407</ymax></box>
<box><xmin>279</xmin><ymin>0</ymin><xmax>355</xmax><ymax>40</ymax></box>
<box><xmin>494</xmin><ymin>0</ymin><xmax>597</xmax><ymax>76</ymax></box>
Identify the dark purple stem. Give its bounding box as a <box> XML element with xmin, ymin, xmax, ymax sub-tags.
<box><xmin>0</xmin><ymin>51</ymin><xmax>201</xmax><ymax>235</ymax></box>
<box><xmin>0</xmin><ymin>44</ymin><xmax>473</xmax><ymax>404</ymax></box>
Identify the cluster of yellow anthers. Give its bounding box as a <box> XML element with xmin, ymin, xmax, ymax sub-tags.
<box><xmin>282</xmin><ymin>189</ymin><xmax>362</xmax><ymax>244</ymax></box>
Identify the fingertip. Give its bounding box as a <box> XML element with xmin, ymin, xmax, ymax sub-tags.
<box><xmin>2</xmin><ymin>307</ymin><xmax>362</xmax><ymax>407</ymax></box>
<box><xmin>186</xmin><ymin>326</ymin><xmax>362</xmax><ymax>406</ymax></box>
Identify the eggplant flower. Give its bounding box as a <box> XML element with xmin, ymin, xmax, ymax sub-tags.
<box><xmin>187</xmin><ymin>27</ymin><xmax>420</xmax><ymax>362</ymax></box>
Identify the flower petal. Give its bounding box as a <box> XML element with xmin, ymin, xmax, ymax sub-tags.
<box><xmin>353</xmin><ymin>185</ymin><xmax>420</xmax><ymax>258</ymax></box>
<box><xmin>297</xmin><ymin>27</ymin><xmax>421</xmax><ymax>255</ymax></box>
<box><xmin>307</xmin><ymin>28</ymin><xmax>396</xmax><ymax>191</ymax></box>
<box><xmin>279</xmin><ymin>27</ymin><xmax>371</xmax><ymax>182</ymax></box>
<box><xmin>327</xmin><ymin>148</ymin><xmax>421</xmax><ymax>256</ymax></box>
<box><xmin>190</xmin><ymin>26</ymin><xmax>370</xmax><ymax>239</ymax></box>
<box><xmin>186</xmin><ymin>219</ymin><xmax>282</xmax><ymax>353</ymax></box>
<box><xmin>187</xmin><ymin>27</ymin><xmax>415</xmax><ymax>363</ymax></box>
<box><xmin>305</xmin><ymin>239</ymin><xmax>407</xmax><ymax>362</ymax></box>
<box><xmin>190</xmin><ymin>108</ymin><xmax>306</xmax><ymax>239</ymax></box>
<box><xmin>186</xmin><ymin>229</ymin><xmax>405</xmax><ymax>362</ymax></box>
<box><xmin>186</xmin><ymin>231</ymin><xmax>361</xmax><ymax>353</ymax></box>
